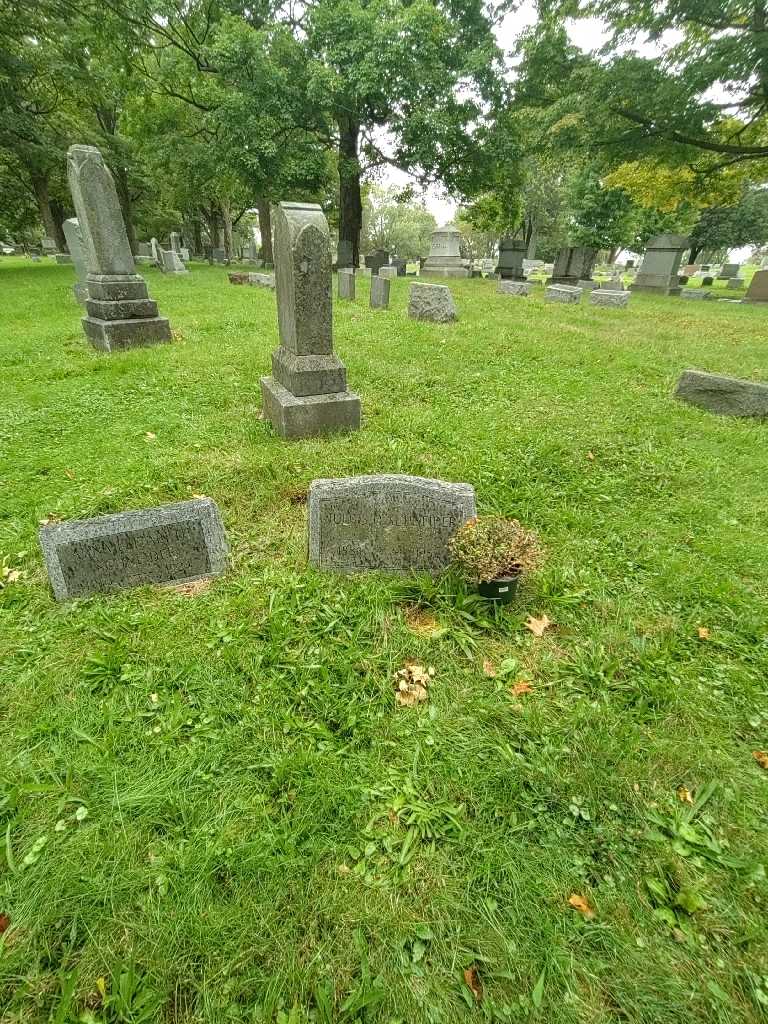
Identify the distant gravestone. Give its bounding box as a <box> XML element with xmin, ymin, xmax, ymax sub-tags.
<box><xmin>161</xmin><ymin>248</ymin><xmax>189</xmax><ymax>275</ymax></box>
<box><xmin>743</xmin><ymin>269</ymin><xmax>768</xmax><ymax>303</ymax></box>
<box><xmin>422</xmin><ymin>223</ymin><xmax>470</xmax><ymax>278</ymax></box>
<box><xmin>370</xmin><ymin>275</ymin><xmax>390</xmax><ymax>309</ymax></box>
<box><xmin>261</xmin><ymin>201</ymin><xmax>361</xmax><ymax>438</ymax></box>
<box><xmin>379</xmin><ymin>266</ymin><xmax>397</xmax><ymax>279</ymax></box>
<box><xmin>39</xmin><ymin>498</ymin><xmax>228</xmax><ymax>601</ymax></box>
<box><xmin>170</xmin><ymin>231</ymin><xmax>182</xmax><ymax>252</ymax></box>
<box><xmin>717</xmin><ymin>263</ymin><xmax>740</xmax><ymax>280</ymax></box>
<box><xmin>249</xmin><ymin>272</ymin><xmax>275</xmax><ymax>289</ymax></box>
<box><xmin>365</xmin><ymin>249</ymin><xmax>390</xmax><ymax>275</ymax></box>
<box><xmin>498</xmin><ymin>280</ymin><xmax>532</xmax><ymax>297</ymax></box>
<box><xmin>67</xmin><ymin>145</ymin><xmax>171</xmax><ymax>352</ymax></box>
<box><xmin>632</xmin><ymin>234</ymin><xmax>689</xmax><ymax>295</ymax></box>
<box><xmin>680</xmin><ymin>289</ymin><xmax>712</xmax><ymax>301</ymax></box>
<box><xmin>702</xmin><ymin>276</ymin><xmax>715</xmax><ymax>286</ymax></box>
<box><xmin>61</xmin><ymin>217</ymin><xmax>89</xmax><ymax>305</ymax></box>
<box><xmin>212</xmin><ymin>248</ymin><xmax>226</xmax><ymax>263</ymax></box>
<box><xmin>726</xmin><ymin>277</ymin><xmax>744</xmax><ymax>290</ymax></box>
<box><xmin>674</xmin><ymin>369</ymin><xmax>768</xmax><ymax>418</ymax></box>
<box><xmin>137</xmin><ymin>242</ymin><xmax>153</xmax><ymax>258</ymax></box>
<box><xmin>336</xmin><ymin>239</ymin><xmax>354</xmax><ymax>270</ymax></box>
<box><xmin>308</xmin><ymin>475</ymin><xmax>476</xmax><ymax>573</ymax></box>
<box><xmin>546</xmin><ymin>284</ymin><xmax>582</xmax><ymax>304</ymax></box>
<box><xmin>338</xmin><ymin>268</ymin><xmax>355</xmax><ymax>299</ymax></box>
<box><xmin>550</xmin><ymin>246</ymin><xmax>597</xmax><ymax>286</ymax></box>
<box><xmin>179</xmin><ymin>246</ymin><xmax>190</xmax><ymax>262</ymax></box>
<box><xmin>41</xmin><ymin>237</ymin><xmax>57</xmax><ymax>255</ymax></box>
<box><xmin>590</xmin><ymin>289</ymin><xmax>630</xmax><ymax>308</ymax></box>
<box><xmin>55</xmin><ymin>253</ymin><xmax>73</xmax><ymax>265</ymax></box>
<box><xmin>408</xmin><ymin>282</ymin><xmax>458</xmax><ymax>322</ymax></box>
<box><xmin>496</xmin><ymin>236</ymin><xmax>527</xmax><ymax>280</ymax></box>
<box><xmin>150</xmin><ymin>237</ymin><xmax>163</xmax><ymax>267</ymax></box>
<box><xmin>391</xmin><ymin>257</ymin><xmax>407</xmax><ymax>276</ymax></box>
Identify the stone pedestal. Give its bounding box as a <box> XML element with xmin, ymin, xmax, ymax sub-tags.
<box><xmin>496</xmin><ymin>237</ymin><xmax>527</xmax><ymax>280</ymax></box>
<box><xmin>261</xmin><ymin>202</ymin><xmax>360</xmax><ymax>439</ymax></box>
<box><xmin>631</xmin><ymin>234</ymin><xmax>689</xmax><ymax>295</ymax></box>
<box><xmin>67</xmin><ymin>145</ymin><xmax>171</xmax><ymax>352</ymax></box>
<box><xmin>550</xmin><ymin>246</ymin><xmax>597</xmax><ymax>286</ymax></box>
<box><xmin>422</xmin><ymin>223</ymin><xmax>470</xmax><ymax>278</ymax></box>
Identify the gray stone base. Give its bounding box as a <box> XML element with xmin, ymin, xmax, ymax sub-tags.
<box><xmin>272</xmin><ymin>348</ymin><xmax>347</xmax><ymax>397</ymax></box>
<box><xmin>674</xmin><ymin>369</ymin><xmax>768</xmax><ymax>418</ymax></box>
<box><xmin>590</xmin><ymin>289</ymin><xmax>630</xmax><ymax>308</ymax></box>
<box><xmin>86</xmin><ymin>297</ymin><xmax>159</xmax><ymax>320</ymax></box>
<box><xmin>630</xmin><ymin>283</ymin><xmax>682</xmax><ymax>296</ymax></box>
<box><xmin>86</xmin><ymin>274</ymin><xmax>148</xmax><ymax>301</ymax></box>
<box><xmin>546</xmin><ymin>285</ymin><xmax>582</xmax><ymax>304</ymax></box>
<box><xmin>73</xmin><ymin>284</ymin><xmax>88</xmax><ymax>305</ymax></box>
<box><xmin>421</xmin><ymin>267</ymin><xmax>471</xmax><ymax>278</ymax></box>
<box><xmin>498</xmin><ymin>280</ymin><xmax>532</xmax><ymax>297</ymax></box>
<box><xmin>260</xmin><ymin>377</ymin><xmax>361</xmax><ymax>438</ymax></box>
<box><xmin>83</xmin><ymin>316</ymin><xmax>172</xmax><ymax>353</ymax></box>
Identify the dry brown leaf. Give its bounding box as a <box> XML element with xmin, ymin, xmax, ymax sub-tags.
<box><xmin>676</xmin><ymin>786</ymin><xmax>694</xmax><ymax>805</ymax></box>
<box><xmin>586</xmin><ymin>451</ymin><xmax>595</xmax><ymax>461</ymax></box>
<box><xmin>568</xmin><ymin>893</ymin><xmax>595</xmax><ymax>919</ymax></box>
<box><xmin>0</xmin><ymin>913</ymin><xmax>9</xmax><ymax>934</ymax></box>
<box><xmin>753</xmin><ymin>751</ymin><xmax>768</xmax><ymax>771</ymax></box>
<box><xmin>404</xmin><ymin>606</ymin><xmax>442</xmax><ymax>638</ymax></box>
<box><xmin>167</xmin><ymin>578</ymin><xmax>213</xmax><ymax>597</ymax></box>
<box><xmin>394</xmin><ymin>663</ymin><xmax>434</xmax><ymax>707</ymax></box>
<box><xmin>525</xmin><ymin>614</ymin><xmax>552</xmax><ymax>638</ymax></box>
<box><xmin>463</xmin><ymin>965</ymin><xmax>483</xmax><ymax>1003</ymax></box>
<box><xmin>38</xmin><ymin>514</ymin><xmax>60</xmax><ymax>526</ymax></box>
<box><xmin>510</xmin><ymin>680</ymin><xmax>534</xmax><ymax>697</ymax></box>
<box><xmin>697</xmin><ymin>626</ymin><xmax>711</xmax><ymax>640</ymax></box>
<box><xmin>63</xmin><ymin>469</ymin><xmax>75</xmax><ymax>480</ymax></box>
<box><xmin>482</xmin><ymin>659</ymin><xmax>497</xmax><ymax>678</ymax></box>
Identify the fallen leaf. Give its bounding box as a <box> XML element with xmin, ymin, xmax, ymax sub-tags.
<box><xmin>510</xmin><ymin>680</ymin><xmax>534</xmax><ymax>697</ymax></box>
<box><xmin>482</xmin><ymin>659</ymin><xmax>497</xmax><ymax>678</ymax></box>
<box><xmin>753</xmin><ymin>751</ymin><xmax>768</xmax><ymax>771</ymax></box>
<box><xmin>38</xmin><ymin>515</ymin><xmax>60</xmax><ymax>526</ymax></box>
<box><xmin>1</xmin><ymin>568</ymin><xmax>21</xmax><ymax>584</ymax></box>
<box><xmin>167</xmin><ymin>578</ymin><xmax>212</xmax><ymax>597</ymax></box>
<box><xmin>0</xmin><ymin>913</ymin><xmax>9</xmax><ymax>934</ymax></box>
<box><xmin>145</xmin><ymin>432</ymin><xmax>157</xmax><ymax>441</ymax></box>
<box><xmin>586</xmin><ymin>451</ymin><xmax>595</xmax><ymax>461</ymax></box>
<box><xmin>191</xmin><ymin>493</ymin><xmax>207</xmax><ymax>500</ymax></box>
<box><xmin>676</xmin><ymin>786</ymin><xmax>694</xmax><ymax>805</ymax></box>
<box><xmin>568</xmin><ymin>893</ymin><xmax>595</xmax><ymax>919</ymax></box>
<box><xmin>63</xmin><ymin>469</ymin><xmax>75</xmax><ymax>480</ymax></box>
<box><xmin>525</xmin><ymin>614</ymin><xmax>552</xmax><ymax>638</ymax></box>
<box><xmin>697</xmin><ymin>626</ymin><xmax>711</xmax><ymax>640</ymax></box>
<box><xmin>404</xmin><ymin>606</ymin><xmax>443</xmax><ymax>638</ymax></box>
<box><xmin>463</xmin><ymin>965</ymin><xmax>483</xmax><ymax>1003</ymax></box>
<box><xmin>394</xmin><ymin>663</ymin><xmax>434</xmax><ymax>707</ymax></box>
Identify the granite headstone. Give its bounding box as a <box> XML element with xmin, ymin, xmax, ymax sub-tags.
<box><xmin>674</xmin><ymin>369</ymin><xmax>768</xmax><ymax>418</ymax></box>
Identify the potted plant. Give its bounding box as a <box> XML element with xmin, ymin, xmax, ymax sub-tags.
<box><xmin>449</xmin><ymin>517</ymin><xmax>543</xmax><ymax>603</ymax></box>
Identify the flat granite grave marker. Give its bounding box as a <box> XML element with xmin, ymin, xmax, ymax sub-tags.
<box><xmin>67</xmin><ymin>145</ymin><xmax>171</xmax><ymax>352</ymax></box>
<box><xmin>498</xmin><ymin>280</ymin><xmax>532</xmax><ymax>297</ymax></box>
<box><xmin>39</xmin><ymin>498</ymin><xmax>228</xmax><ymax>601</ymax></box>
<box><xmin>590</xmin><ymin>289</ymin><xmax>630</xmax><ymax>308</ymax></box>
<box><xmin>309</xmin><ymin>475</ymin><xmax>476</xmax><ymax>573</ymax></box>
<box><xmin>261</xmin><ymin>201</ymin><xmax>361</xmax><ymax>438</ymax></box>
<box><xmin>546</xmin><ymin>284</ymin><xmax>582</xmax><ymax>304</ymax></box>
<box><xmin>674</xmin><ymin>369</ymin><xmax>768</xmax><ymax>418</ymax></box>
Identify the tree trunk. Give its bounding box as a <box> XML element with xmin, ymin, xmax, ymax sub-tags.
<box><xmin>112</xmin><ymin>165</ymin><xmax>137</xmax><ymax>254</ymax></box>
<box><xmin>29</xmin><ymin>170</ymin><xmax>62</xmax><ymax>247</ymax></box>
<box><xmin>526</xmin><ymin>221</ymin><xmax>538</xmax><ymax>260</ymax></box>
<box><xmin>220</xmin><ymin>200</ymin><xmax>234</xmax><ymax>259</ymax></box>
<box><xmin>256</xmin><ymin>197</ymin><xmax>273</xmax><ymax>263</ymax></box>
<box><xmin>191</xmin><ymin>218</ymin><xmax>203</xmax><ymax>256</ymax></box>
<box><xmin>689</xmin><ymin>244</ymin><xmax>704</xmax><ymax>263</ymax></box>
<box><xmin>338</xmin><ymin>116</ymin><xmax>363</xmax><ymax>266</ymax></box>
<box><xmin>608</xmin><ymin>245</ymin><xmax>620</xmax><ymax>264</ymax></box>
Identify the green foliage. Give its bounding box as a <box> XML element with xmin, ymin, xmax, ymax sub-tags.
<box><xmin>361</xmin><ymin>186</ymin><xmax>436</xmax><ymax>258</ymax></box>
<box><xmin>450</xmin><ymin>517</ymin><xmax>544</xmax><ymax>583</ymax></box>
<box><xmin>689</xmin><ymin>187</ymin><xmax>768</xmax><ymax>260</ymax></box>
<box><xmin>567</xmin><ymin>166</ymin><xmax>639</xmax><ymax>251</ymax></box>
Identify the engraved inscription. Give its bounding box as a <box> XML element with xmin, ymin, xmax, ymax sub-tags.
<box><xmin>57</xmin><ymin>521</ymin><xmax>211</xmax><ymax>597</ymax></box>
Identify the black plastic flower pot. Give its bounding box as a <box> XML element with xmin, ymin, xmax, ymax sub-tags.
<box><xmin>477</xmin><ymin>574</ymin><xmax>520</xmax><ymax>603</ymax></box>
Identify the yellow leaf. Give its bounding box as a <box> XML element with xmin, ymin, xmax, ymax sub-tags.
<box><xmin>568</xmin><ymin>893</ymin><xmax>595</xmax><ymax>919</ymax></box>
<box><xmin>482</xmin><ymin>659</ymin><xmax>497</xmax><ymax>678</ymax></box>
<box><xmin>697</xmin><ymin>626</ymin><xmax>711</xmax><ymax>640</ymax></box>
<box><xmin>145</xmin><ymin>431</ymin><xmax>157</xmax><ymax>441</ymax></box>
<box><xmin>96</xmin><ymin>976</ymin><xmax>107</xmax><ymax>998</ymax></box>
<box><xmin>753</xmin><ymin>751</ymin><xmax>768</xmax><ymax>771</ymax></box>
<box><xmin>525</xmin><ymin>614</ymin><xmax>552</xmax><ymax>638</ymax></box>
<box><xmin>676</xmin><ymin>786</ymin><xmax>693</xmax><ymax>805</ymax></box>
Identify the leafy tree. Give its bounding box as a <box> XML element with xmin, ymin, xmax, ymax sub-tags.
<box><xmin>361</xmin><ymin>186</ymin><xmax>436</xmax><ymax>258</ymax></box>
<box><xmin>567</xmin><ymin>166</ymin><xmax>639</xmax><ymax>258</ymax></box>
<box><xmin>688</xmin><ymin>187</ymin><xmax>768</xmax><ymax>262</ymax></box>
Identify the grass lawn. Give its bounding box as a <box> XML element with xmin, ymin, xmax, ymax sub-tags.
<box><xmin>1</xmin><ymin>257</ymin><xmax>767</xmax><ymax>1023</ymax></box>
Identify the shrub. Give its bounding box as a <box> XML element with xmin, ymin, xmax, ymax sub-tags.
<box><xmin>449</xmin><ymin>516</ymin><xmax>543</xmax><ymax>583</ymax></box>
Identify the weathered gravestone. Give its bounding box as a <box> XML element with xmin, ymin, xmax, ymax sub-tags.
<box><xmin>62</xmin><ymin>217</ymin><xmax>89</xmax><ymax>304</ymax></box>
<box><xmin>674</xmin><ymin>369</ymin><xmax>768</xmax><ymax>418</ymax></box>
<box><xmin>550</xmin><ymin>246</ymin><xmax>597</xmax><ymax>286</ymax></box>
<box><xmin>170</xmin><ymin>231</ymin><xmax>182</xmax><ymax>252</ymax></box>
<box><xmin>308</xmin><ymin>475</ymin><xmax>476</xmax><ymax>573</ymax></box>
<box><xmin>422</xmin><ymin>223</ymin><xmax>470</xmax><ymax>277</ymax></box>
<box><xmin>408</xmin><ymin>282</ymin><xmax>458</xmax><ymax>322</ymax></box>
<box><xmin>365</xmin><ymin>249</ymin><xmax>390</xmax><ymax>276</ymax></box>
<box><xmin>370</xmin><ymin>275</ymin><xmax>390</xmax><ymax>309</ymax></box>
<box><xmin>338</xmin><ymin>268</ymin><xmax>356</xmax><ymax>300</ymax></box>
<box><xmin>391</xmin><ymin>257</ymin><xmax>407</xmax><ymax>277</ymax></box>
<box><xmin>249</xmin><ymin>272</ymin><xmax>275</xmax><ymax>289</ymax></box>
<box><xmin>180</xmin><ymin>247</ymin><xmax>190</xmax><ymax>262</ymax></box>
<box><xmin>150</xmin><ymin>237</ymin><xmax>163</xmax><ymax>268</ymax></box>
<box><xmin>336</xmin><ymin>239</ymin><xmax>354</xmax><ymax>270</ymax></box>
<box><xmin>702</xmin><ymin>276</ymin><xmax>715</xmax><ymax>286</ymax></box>
<box><xmin>680</xmin><ymin>289</ymin><xmax>713</xmax><ymax>301</ymax></box>
<box><xmin>590</xmin><ymin>289</ymin><xmax>630</xmax><ymax>308</ymax></box>
<box><xmin>717</xmin><ymin>263</ymin><xmax>740</xmax><ymax>280</ymax></box>
<box><xmin>498</xmin><ymin>280</ymin><xmax>532</xmax><ymax>297</ymax></box>
<box><xmin>39</xmin><ymin>498</ymin><xmax>227</xmax><ymax>601</ymax></box>
<box><xmin>545</xmin><ymin>284</ymin><xmax>582</xmax><ymax>304</ymax></box>
<box><xmin>55</xmin><ymin>253</ymin><xmax>73</xmax><ymax>265</ymax></box>
<box><xmin>496</xmin><ymin>237</ymin><xmax>527</xmax><ymax>280</ymax></box>
<box><xmin>67</xmin><ymin>145</ymin><xmax>171</xmax><ymax>352</ymax></box>
<box><xmin>726</xmin><ymin>277</ymin><xmax>744</xmax><ymax>290</ymax></box>
<box><xmin>743</xmin><ymin>269</ymin><xmax>768</xmax><ymax>303</ymax></box>
<box><xmin>379</xmin><ymin>266</ymin><xmax>397</xmax><ymax>280</ymax></box>
<box><xmin>212</xmin><ymin>248</ymin><xmax>226</xmax><ymax>263</ymax></box>
<box><xmin>261</xmin><ymin>201</ymin><xmax>361</xmax><ymax>439</ymax></box>
<box><xmin>137</xmin><ymin>242</ymin><xmax>153</xmax><ymax>258</ymax></box>
<box><xmin>161</xmin><ymin>248</ymin><xmax>189</xmax><ymax>275</ymax></box>
<box><xmin>631</xmin><ymin>234</ymin><xmax>689</xmax><ymax>295</ymax></box>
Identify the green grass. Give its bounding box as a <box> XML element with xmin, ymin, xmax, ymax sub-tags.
<box><xmin>1</xmin><ymin>256</ymin><xmax>768</xmax><ymax>1023</ymax></box>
